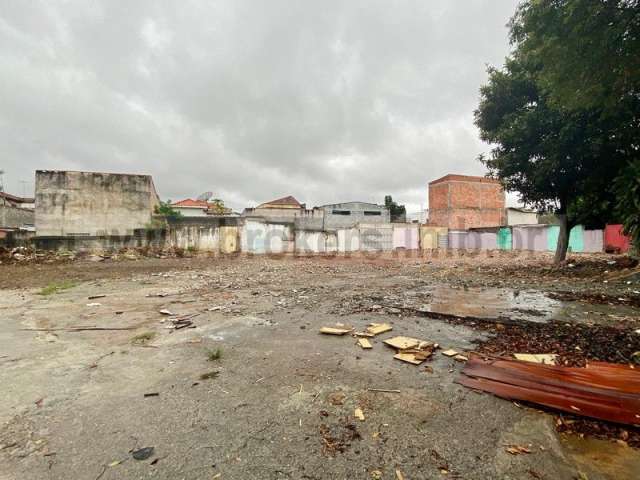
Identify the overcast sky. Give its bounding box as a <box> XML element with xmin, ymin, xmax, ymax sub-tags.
<box><xmin>0</xmin><ymin>0</ymin><xmax>519</xmax><ymax>213</ymax></box>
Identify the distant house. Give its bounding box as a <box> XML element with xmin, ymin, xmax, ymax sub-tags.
<box><xmin>506</xmin><ymin>207</ymin><xmax>539</xmax><ymax>226</ymax></box>
<box><xmin>35</xmin><ymin>170</ymin><xmax>159</xmax><ymax>236</ymax></box>
<box><xmin>428</xmin><ymin>174</ymin><xmax>505</xmax><ymax>229</ymax></box>
<box><xmin>243</xmin><ymin>195</ymin><xmax>312</xmax><ymax>218</ymax></box>
<box><xmin>171</xmin><ymin>199</ymin><xmax>233</xmax><ymax>217</ymax></box>
<box><xmin>0</xmin><ymin>191</ymin><xmax>35</xmax><ymax>229</ymax></box>
<box><xmin>318</xmin><ymin>202</ymin><xmax>390</xmax><ymax>229</ymax></box>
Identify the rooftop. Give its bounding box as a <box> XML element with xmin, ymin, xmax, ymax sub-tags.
<box><xmin>429</xmin><ymin>174</ymin><xmax>501</xmax><ymax>185</ymax></box>
<box><xmin>257</xmin><ymin>195</ymin><xmax>303</xmax><ymax>209</ymax></box>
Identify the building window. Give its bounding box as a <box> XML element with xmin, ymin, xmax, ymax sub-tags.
<box><xmin>332</xmin><ymin>210</ymin><xmax>351</xmax><ymax>215</ymax></box>
<box><xmin>364</xmin><ymin>211</ymin><xmax>381</xmax><ymax>216</ymax></box>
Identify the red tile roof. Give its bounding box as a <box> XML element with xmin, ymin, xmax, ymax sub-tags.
<box><xmin>172</xmin><ymin>199</ymin><xmax>210</xmax><ymax>208</ymax></box>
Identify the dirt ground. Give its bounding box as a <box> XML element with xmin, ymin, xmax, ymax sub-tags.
<box><xmin>1</xmin><ymin>251</ymin><xmax>640</xmax><ymax>480</ymax></box>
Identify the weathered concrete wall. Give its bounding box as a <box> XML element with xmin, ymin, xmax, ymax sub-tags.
<box><xmin>295</xmin><ymin>230</ymin><xmax>338</xmax><ymax>253</ymax></box>
<box><xmin>240</xmin><ymin>220</ymin><xmax>294</xmax><ymax>254</ymax></box>
<box><xmin>320</xmin><ymin>202</ymin><xmax>390</xmax><ymax>229</ymax></box>
<box><xmin>506</xmin><ymin>209</ymin><xmax>539</xmax><ymax>226</ymax></box>
<box><xmin>337</xmin><ymin>228</ymin><xmax>360</xmax><ymax>252</ymax></box>
<box><xmin>392</xmin><ymin>224</ymin><xmax>419</xmax><ymax>250</ymax></box>
<box><xmin>35</xmin><ymin>170</ymin><xmax>160</xmax><ymax>237</ymax></box>
<box><xmin>419</xmin><ymin>226</ymin><xmax>448</xmax><ymax>249</ymax></box>
<box><xmin>360</xmin><ymin>223</ymin><xmax>393</xmax><ymax>251</ymax></box>
<box><xmin>0</xmin><ymin>205</ymin><xmax>34</xmax><ymax>228</ymax></box>
<box><xmin>220</xmin><ymin>226</ymin><xmax>239</xmax><ymax>254</ymax></box>
<box><xmin>428</xmin><ymin>175</ymin><xmax>505</xmax><ymax>229</ymax></box>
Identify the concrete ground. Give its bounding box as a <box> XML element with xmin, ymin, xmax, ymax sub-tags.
<box><xmin>1</xmin><ymin>253</ymin><xmax>639</xmax><ymax>480</ymax></box>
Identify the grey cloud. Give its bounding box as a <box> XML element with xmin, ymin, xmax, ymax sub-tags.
<box><xmin>0</xmin><ymin>0</ymin><xmax>518</xmax><ymax>212</ymax></box>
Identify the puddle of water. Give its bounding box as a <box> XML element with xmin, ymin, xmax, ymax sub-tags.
<box><xmin>561</xmin><ymin>433</ymin><xmax>640</xmax><ymax>480</ymax></box>
<box><xmin>422</xmin><ymin>285</ymin><xmax>639</xmax><ymax>324</ymax></box>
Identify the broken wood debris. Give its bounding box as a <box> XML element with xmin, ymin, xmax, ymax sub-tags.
<box><xmin>320</xmin><ymin>326</ymin><xmax>353</xmax><ymax>335</ymax></box>
<box><xmin>367</xmin><ymin>388</ymin><xmax>401</xmax><ymax>394</ymax></box>
<box><xmin>384</xmin><ymin>335</ymin><xmax>438</xmax><ymax>365</ymax></box>
<box><xmin>441</xmin><ymin>349</ymin><xmax>459</xmax><ymax>357</ymax></box>
<box><xmin>366</xmin><ymin>323</ymin><xmax>393</xmax><ymax>335</ymax></box>
<box><xmin>354</xmin><ymin>408</ymin><xmax>365</xmax><ymax>421</ymax></box>
<box><xmin>514</xmin><ymin>353</ymin><xmax>557</xmax><ymax>365</ymax></box>
<box><xmin>357</xmin><ymin>338</ymin><xmax>373</xmax><ymax>349</ymax></box>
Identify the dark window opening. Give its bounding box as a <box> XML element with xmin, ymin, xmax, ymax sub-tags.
<box><xmin>364</xmin><ymin>211</ymin><xmax>382</xmax><ymax>216</ymax></box>
<box><xmin>332</xmin><ymin>210</ymin><xmax>351</xmax><ymax>215</ymax></box>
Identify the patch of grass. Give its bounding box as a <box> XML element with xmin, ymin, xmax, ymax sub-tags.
<box><xmin>206</xmin><ymin>348</ymin><xmax>223</xmax><ymax>361</ymax></box>
<box><xmin>131</xmin><ymin>331</ymin><xmax>156</xmax><ymax>344</ymax></box>
<box><xmin>38</xmin><ymin>280</ymin><xmax>78</xmax><ymax>296</ymax></box>
<box><xmin>199</xmin><ymin>370</ymin><xmax>220</xmax><ymax>380</ymax></box>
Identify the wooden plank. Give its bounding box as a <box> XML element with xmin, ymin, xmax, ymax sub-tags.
<box><xmin>358</xmin><ymin>338</ymin><xmax>373</xmax><ymax>349</ymax></box>
<box><xmin>514</xmin><ymin>353</ymin><xmax>557</xmax><ymax>365</ymax></box>
<box><xmin>394</xmin><ymin>353</ymin><xmax>424</xmax><ymax>365</ymax></box>
<box><xmin>366</xmin><ymin>323</ymin><xmax>393</xmax><ymax>335</ymax></box>
<box><xmin>383</xmin><ymin>336</ymin><xmax>421</xmax><ymax>350</ymax></box>
<box><xmin>320</xmin><ymin>327</ymin><xmax>352</xmax><ymax>335</ymax></box>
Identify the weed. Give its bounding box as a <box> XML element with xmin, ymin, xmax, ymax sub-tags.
<box><xmin>199</xmin><ymin>370</ymin><xmax>220</xmax><ymax>380</ymax></box>
<box><xmin>131</xmin><ymin>332</ymin><xmax>155</xmax><ymax>344</ymax></box>
<box><xmin>38</xmin><ymin>280</ymin><xmax>77</xmax><ymax>296</ymax></box>
<box><xmin>206</xmin><ymin>348</ymin><xmax>223</xmax><ymax>361</ymax></box>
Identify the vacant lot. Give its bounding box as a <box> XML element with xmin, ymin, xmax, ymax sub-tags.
<box><xmin>1</xmin><ymin>252</ymin><xmax>639</xmax><ymax>480</ymax></box>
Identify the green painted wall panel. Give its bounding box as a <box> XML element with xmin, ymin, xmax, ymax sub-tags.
<box><xmin>546</xmin><ymin>225</ymin><xmax>584</xmax><ymax>252</ymax></box>
<box><xmin>497</xmin><ymin>227</ymin><xmax>512</xmax><ymax>250</ymax></box>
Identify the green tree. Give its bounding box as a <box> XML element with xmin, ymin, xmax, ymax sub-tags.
<box><xmin>508</xmin><ymin>0</ymin><xmax>640</xmax><ymax>248</ymax></box>
<box><xmin>384</xmin><ymin>195</ymin><xmax>406</xmax><ymax>223</ymax></box>
<box><xmin>154</xmin><ymin>200</ymin><xmax>182</xmax><ymax>221</ymax></box>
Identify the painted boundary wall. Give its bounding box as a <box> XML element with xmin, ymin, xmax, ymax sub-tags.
<box><xmin>419</xmin><ymin>226</ymin><xmax>448</xmax><ymax>249</ymax></box>
<box><xmin>604</xmin><ymin>224</ymin><xmax>632</xmax><ymax>253</ymax></box>
<box><xmin>392</xmin><ymin>224</ymin><xmax>419</xmax><ymax>250</ymax></box>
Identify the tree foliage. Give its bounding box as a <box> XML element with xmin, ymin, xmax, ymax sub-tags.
<box><xmin>384</xmin><ymin>195</ymin><xmax>406</xmax><ymax>222</ymax></box>
<box><xmin>476</xmin><ymin>0</ymin><xmax>640</xmax><ymax>261</ymax></box>
<box><xmin>154</xmin><ymin>201</ymin><xmax>183</xmax><ymax>221</ymax></box>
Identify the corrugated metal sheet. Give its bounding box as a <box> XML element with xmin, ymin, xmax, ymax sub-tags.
<box><xmin>583</xmin><ymin>229</ymin><xmax>604</xmax><ymax>253</ymax></box>
<box><xmin>359</xmin><ymin>223</ymin><xmax>393</xmax><ymax>251</ymax></box>
<box><xmin>497</xmin><ymin>227</ymin><xmax>512</xmax><ymax>250</ymax></box>
<box><xmin>448</xmin><ymin>230</ymin><xmax>467</xmax><ymax>249</ymax></box>
<box><xmin>392</xmin><ymin>224</ymin><xmax>419</xmax><ymax>250</ymax></box>
<box><xmin>420</xmin><ymin>226</ymin><xmax>448</xmax><ymax>249</ymax></box>
<box><xmin>512</xmin><ymin>226</ymin><xmax>548</xmax><ymax>251</ymax></box>
<box><xmin>458</xmin><ymin>355</ymin><xmax>640</xmax><ymax>426</ymax></box>
<box><xmin>466</xmin><ymin>231</ymin><xmax>498</xmax><ymax>250</ymax></box>
<box><xmin>605</xmin><ymin>224</ymin><xmax>632</xmax><ymax>253</ymax></box>
<box><xmin>437</xmin><ymin>233</ymin><xmax>449</xmax><ymax>249</ymax></box>
<box><xmin>337</xmin><ymin>228</ymin><xmax>360</xmax><ymax>252</ymax></box>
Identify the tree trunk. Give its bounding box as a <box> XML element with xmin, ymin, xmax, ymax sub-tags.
<box><xmin>554</xmin><ymin>213</ymin><xmax>571</xmax><ymax>265</ymax></box>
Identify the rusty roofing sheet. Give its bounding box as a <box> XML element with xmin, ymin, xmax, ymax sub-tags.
<box><xmin>456</xmin><ymin>355</ymin><xmax>640</xmax><ymax>426</ymax></box>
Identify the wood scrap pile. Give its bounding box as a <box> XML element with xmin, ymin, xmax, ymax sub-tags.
<box><xmin>384</xmin><ymin>336</ymin><xmax>439</xmax><ymax>365</ymax></box>
<box><xmin>457</xmin><ymin>354</ymin><xmax>640</xmax><ymax>426</ymax></box>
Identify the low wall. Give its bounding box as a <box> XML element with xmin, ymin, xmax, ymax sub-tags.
<box><xmin>0</xmin><ymin>205</ymin><xmax>34</xmax><ymax>228</ymax></box>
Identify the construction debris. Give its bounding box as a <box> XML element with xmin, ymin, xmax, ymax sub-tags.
<box><xmin>320</xmin><ymin>326</ymin><xmax>353</xmax><ymax>335</ymax></box>
<box><xmin>394</xmin><ymin>352</ymin><xmax>424</xmax><ymax>365</ymax></box>
<box><xmin>366</xmin><ymin>323</ymin><xmax>393</xmax><ymax>335</ymax></box>
<box><xmin>457</xmin><ymin>355</ymin><xmax>640</xmax><ymax>426</ymax></box>
<box><xmin>442</xmin><ymin>349</ymin><xmax>459</xmax><ymax>357</ymax></box>
<box><xmin>514</xmin><ymin>353</ymin><xmax>557</xmax><ymax>365</ymax></box>
<box><xmin>384</xmin><ymin>336</ymin><xmax>421</xmax><ymax>350</ymax></box>
<box><xmin>357</xmin><ymin>338</ymin><xmax>373</xmax><ymax>349</ymax></box>
<box><xmin>354</xmin><ymin>408</ymin><xmax>365</xmax><ymax>421</ymax></box>
<box><xmin>367</xmin><ymin>388</ymin><xmax>401</xmax><ymax>394</ymax></box>
<box><xmin>505</xmin><ymin>445</ymin><xmax>532</xmax><ymax>455</ymax></box>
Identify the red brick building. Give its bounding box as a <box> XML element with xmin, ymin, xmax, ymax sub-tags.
<box><xmin>428</xmin><ymin>174</ymin><xmax>505</xmax><ymax>229</ymax></box>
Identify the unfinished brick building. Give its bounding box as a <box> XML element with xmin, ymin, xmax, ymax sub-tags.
<box><xmin>428</xmin><ymin>174</ymin><xmax>505</xmax><ymax>229</ymax></box>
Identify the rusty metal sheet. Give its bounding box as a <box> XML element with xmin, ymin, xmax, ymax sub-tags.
<box><xmin>457</xmin><ymin>355</ymin><xmax>640</xmax><ymax>426</ymax></box>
